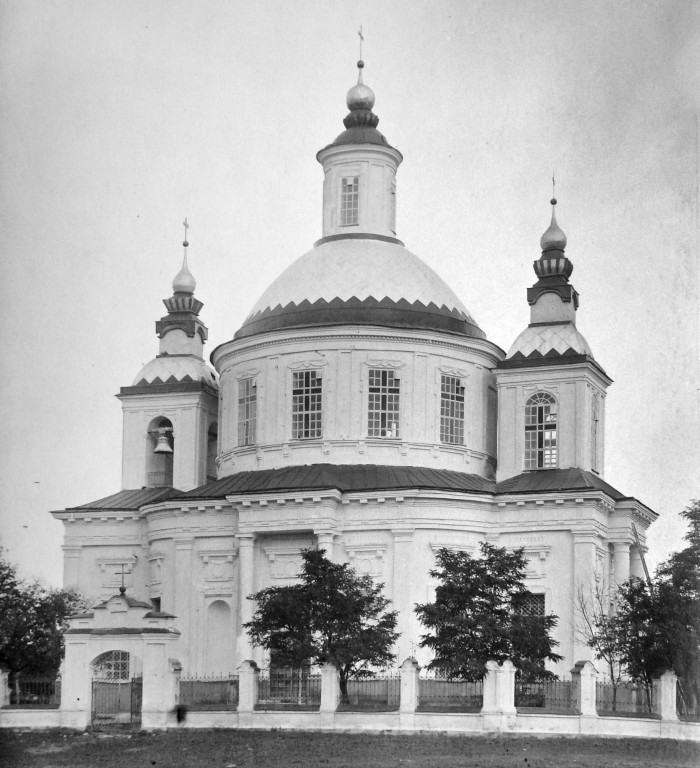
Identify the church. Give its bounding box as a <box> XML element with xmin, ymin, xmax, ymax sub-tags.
<box><xmin>52</xmin><ymin>61</ymin><xmax>657</xmax><ymax>678</ymax></box>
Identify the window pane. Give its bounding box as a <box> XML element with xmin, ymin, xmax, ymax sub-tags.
<box><xmin>340</xmin><ymin>176</ymin><xmax>359</xmax><ymax>226</ymax></box>
<box><xmin>524</xmin><ymin>392</ymin><xmax>557</xmax><ymax>469</ymax></box>
<box><xmin>238</xmin><ymin>378</ymin><xmax>257</xmax><ymax>446</ymax></box>
<box><xmin>440</xmin><ymin>375</ymin><xmax>465</xmax><ymax>444</ymax></box>
<box><xmin>368</xmin><ymin>369</ymin><xmax>400</xmax><ymax>438</ymax></box>
<box><xmin>292</xmin><ymin>370</ymin><xmax>322</xmax><ymax>439</ymax></box>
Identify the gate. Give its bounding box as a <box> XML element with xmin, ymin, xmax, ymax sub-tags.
<box><xmin>91</xmin><ymin>676</ymin><xmax>142</xmax><ymax>728</ymax></box>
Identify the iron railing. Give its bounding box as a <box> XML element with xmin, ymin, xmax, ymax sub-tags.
<box><xmin>417</xmin><ymin>673</ymin><xmax>483</xmax><ymax>712</ymax></box>
<box><xmin>7</xmin><ymin>676</ymin><xmax>61</xmax><ymax>709</ymax></box>
<box><xmin>256</xmin><ymin>668</ymin><xmax>321</xmax><ymax>710</ymax></box>
<box><xmin>596</xmin><ymin>680</ymin><xmax>657</xmax><ymax>718</ymax></box>
<box><xmin>179</xmin><ymin>675</ymin><xmax>239</xmax><ymax>711</ymax></box>
<box><xmin>339</xmin><ymin>673</ymin><xmax>401</xmax><ymax>711</ymax></box>
<box><xmin>515</xmin><ymin>678</ymin><xmax>578</xmax><ymax>713</ymax></box>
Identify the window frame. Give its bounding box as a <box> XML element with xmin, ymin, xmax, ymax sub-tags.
<box><xmin>524</xmin><ymin>391</ymin><xmax>558</xmax><ymax>469</ymax></box>
<box><xmin>340</xmin><ymin>176</ymin><xmax>359</xmax><ymax>227</ymax></box>
<box><xmin>237</xmin><ymin>377</ymin><xmax>257</xmax><ymax>447</ymax></box>
<box><xmin>439</xmin><ymin>374</ymin><xmax>465</xmax><ymax>445</ymax></box>
<box><xmin>367</xmin><ymin>368</ymin><xmax>401</xmax><ymax>439</ymax></box>
<box><xmin>291</xmin><ymin>369</ymin><xmax>323</xmax><ymax>440</ymax></box>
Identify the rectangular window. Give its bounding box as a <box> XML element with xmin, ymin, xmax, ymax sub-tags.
<box><xmin>515</xmin><ymin>592</ymin><xmax>546</xmax><ymax>617</ymax></box>
<box><xmin>440</xmin><ymin>375</ymin><xmax>465</xmax><ymax>444</ymax></box>
<box><xmin>368</xmin><ymin>369</ymin><xmax>400</xmax><ymax>438</ymax></box>
<box><xmin>292</xmin><ymin>370</ymin><xmax>322</xmax><ymax>439</ymax></box>
<box><xmin>237</xmin><ymin>378</ymin><xmax>257</xmax><ymax>446</ymax></box>
<box><xmin>340</xmin><ymin>176</ymin><xmax>359</xmax><ymax>226</ymax></box>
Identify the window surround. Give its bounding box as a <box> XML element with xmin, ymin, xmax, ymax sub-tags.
<box><xmin>524</xmin><ymin>391</ymin><xmax>558</xmax><ymax>469</ymax></box>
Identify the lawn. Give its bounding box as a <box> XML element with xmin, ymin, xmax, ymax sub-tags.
<box><xmin>1</xmin><ymin>729</ymin><xmax>698</xmax><ymax>768</ymax></box>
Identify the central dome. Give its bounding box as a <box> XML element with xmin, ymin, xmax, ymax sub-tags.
<box><xmin>235</xmin><ymin>236</ymin><xmax>485</xmax><ymax>340</ymax></box>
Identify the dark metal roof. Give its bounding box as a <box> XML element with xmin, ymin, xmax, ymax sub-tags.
<box><xmin>65</xmin><ymin>487</ymin><xmax>182</xmax><ymax>512</ymax></box>
<box><xmin>93</xmin><ymin>594</ymin><xmax>153</xmax><ymax>610</ymax></box>
<box><xmin>172</xmin><ymin>464</ymin><xmax>495</xmax><ymax>500</ymax></box>
<box><xmin>495</xmin><ymin>468</ymin><xmax>628</xmax><ymax>500</ymax></box>
<box><xmin>234</xmin><ymin>295</ymin><xmax>486</xmax><ymax>340</ymax></box>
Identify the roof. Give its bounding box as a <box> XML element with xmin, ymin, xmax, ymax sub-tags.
<box><xmin>234</xmin><ymin>237</ymin><xmax>485</xmax><ymax>341</ymax></box>
<box><xmin>171</xmin><ymin>464</ymin><xmax>495</xmax><ymax>499</ymax></box>
<box><xmin>93</xmin><ymin>593</ymin><xmax>153</xmax><ymax>610</ymax></box>
<box><xmin>506</xmin><ymin>323</ymin><xmax>593</xmax><ymax>360</ymax></box>
<box><xmin>65</xmin><ymin>487</ymin><xmax>182</xmax><ymax>512</ymax></box>
<box><xmin>495</xmin><ymin>467</ymin><xmax>629</xmax><ymax>500</ymax></box>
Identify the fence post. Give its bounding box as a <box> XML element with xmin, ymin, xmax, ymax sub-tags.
<box><xmin>481</xmin><ymin>659</ymin><xmax>516</xmax><ymax>731</ymax></box>
<box><xmin>0</xmin><ymin>669</ymin><xmax>9</xmax><ymax>708</ymax></box>
<box><xmin>320</xmin><ymin>663</ymin><xmax>339</xmax><ymax>714</ymax></box>
<box><xmin>655</xmin><ymin>670</ymin><xmax>679</xmax><ymax>722</ymax></box>
<box><xmin>399</xmin><ymin>657</ymin><xmax>420</xmax><ymax>714</ymax></box>
<box><xmin>571</xmin><ymin>660</ymin><xmax>598</xmax><ymax>718</ymax></box>
<box><xmin>237</xmin><ymin>660</ymin><xmax>259</xmax><ymax>714</ymax></box>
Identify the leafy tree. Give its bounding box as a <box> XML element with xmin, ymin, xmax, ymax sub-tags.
<box><xmin>245</xmin><ymin>548</ymin><xmax>399</xmax><ymax>702</ymax></box>
<box><xmin>415</xmin><ymin>543</ymin><xmax>562</xmax><ymax>681</ymax></box>
<box><xmin>0</xmin><ymin>552</ymin><xmax>88</xmax><ymax>680</ymax></box>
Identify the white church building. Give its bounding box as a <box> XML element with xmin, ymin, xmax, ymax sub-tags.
<box><xmin>52</xmin><ymin>62</ymin><xmax>657</xmax><ymax>678</ymax></box>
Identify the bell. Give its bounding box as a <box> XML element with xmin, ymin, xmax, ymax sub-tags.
<box><xmin>153</xmin><ymin>429</ymin><xmax>173</xmax><ymax>454</ymax></box>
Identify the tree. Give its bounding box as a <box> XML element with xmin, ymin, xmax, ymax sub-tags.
<box><xmin>244</xmin><ymin>548</ymin><xmax>399</xmax><ymax>702</ymax></box>
<box><xmin>415</xmin><ymin>543</ymin><xmax>562</xmax><ymax>681</ymax></box>
<box><xmin>576</xmin><ymin>575</ymin><xmax>625</xmax><ymax>708</ymax></box>
<box><xmin>0</xmin><ymin>552</ymin><xmax>88</xmax><ymax>680</ymax></box>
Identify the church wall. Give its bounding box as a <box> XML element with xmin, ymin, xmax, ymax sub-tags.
<box><xmin>215</xmin><ymin>327</ymin><xmax>501</xmax><ymax>477</ymax></box>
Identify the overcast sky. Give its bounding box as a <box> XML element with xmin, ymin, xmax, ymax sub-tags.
<box><xmin>1</xmin><ymin>0</ymin><xmax>698</xmax><ymax>587</ymax></box>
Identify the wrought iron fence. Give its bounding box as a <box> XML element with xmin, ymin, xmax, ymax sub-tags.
<box><xmin>7</xmin><ymin>676</ymin><xmax>61</xmax><ymax>709</ymax></box>
<box><xmin>179</xmin><ymin>675</ymin><xmax>239</xmax><ymax>711</ymax></box>
<box><xmin>256</xmin><ymin>668</ymin><xmax>321</xmax><ymax>710</ymax></box>
<box><xmin>417</xmin><ymin>671</ymin><xmax>483</xmax><ymax>712</ymax></box>
<box><xmin>514</xmin><ymin>678</ymin><xmax>578</xmax><ymax>713</ymax></box>
<box><xmin>676</xmin><ymin>684</ymin><xmax>700</xmax><ymax>722</ymax></box>
<box><xmin>339</xmin><ymin>672</ymin><xmax>401</xmax><ymax>711</ymax></box>
<box><xmin>596</xmin><ymin>680</ymin><xmax>657</xmax><ymax>718</ymax></box>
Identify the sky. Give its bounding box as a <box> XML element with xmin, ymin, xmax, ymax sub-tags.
<box><xmin>0</xmin><ymin>0</ymin><xmax>698</xmax><ymax>587</ymax></box>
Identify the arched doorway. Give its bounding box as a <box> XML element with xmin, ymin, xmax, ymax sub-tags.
<box><xmin>90</xmin><ymin>650</ymin><xmax>142</xmax><ymax>728</ymax></box>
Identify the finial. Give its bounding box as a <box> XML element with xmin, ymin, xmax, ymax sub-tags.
<box><xmin>172</xmin><ymin>217</ymin><xmax>196</xmax><ymax>294</ymax></box>
<box><xmin>540</xmin><ymin>193</ymin><xmax>567</xmax><ymax>252</ymax></box>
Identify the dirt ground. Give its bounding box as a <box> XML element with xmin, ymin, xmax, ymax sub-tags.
<box><xmin>1</xmin><ymin>729</ymin><xmax>698</xmax><ymax>768</ymax></box>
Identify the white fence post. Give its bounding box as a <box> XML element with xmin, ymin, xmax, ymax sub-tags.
<box><xmin>320</xmin><ymin>663</ymin><xmax>339</xmax><ymax>713</ymax></box>
<box><xmin>481</xmin><ymin>660</ymin><xmax>499</xmax><ymax>713</ymax></box>
<box><xmin>655</xmin><ymin>670</ymin><xmax>679</xmax><ymax>722</ymax></box>
<box><xmin>399</xmin><ymin>657</ymin><xmax>420</xmax><ymax>714</ymax></box>
<box><xmin>571</xmin><ymin>660</ymin><xmax>598</xmax><ymax>717</ymax></box>
<box><xmin>237</xmin><ymin>660</ymin><xmax>259</xmax><ymax>714</ymax></box>
<box><xmin>481</xmin><ymin>659</ymin><xmax>516</xmax><ymax>731</ymax></box>
<box><xmin>0</xmin><ymin>669</ymin><xmax>9</xmax><ymax>708</ymax></box>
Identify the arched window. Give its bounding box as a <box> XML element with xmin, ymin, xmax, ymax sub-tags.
<box><xmin>206</xmin><ymin>600</ymin><xmax>231</xmax><ymax>675</ymax></box>
<box><xmin>206</xmin><ymin>422</ymin><xmax>218</xmax><ymax>481</ymax></box>
<box><xmin>92</xmin><ymin>650</ymin><xmax>130</xmax><ymax>681</ymax></box>
<box><xmin>146</xmin><ymin>417</ymin><xmax>174</xmax><ymax>487</ymax></box>
<box><xmin>525</xmin><ymin>392</ymin><xmax>557</xmax><ymax>469</ymax></box>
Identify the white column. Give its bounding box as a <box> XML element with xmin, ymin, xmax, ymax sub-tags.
<box><xmin>0</xmin><ymin>669</ymin><xmax>10</xmax><ymax>708</ymax></box>
<box><xmin>174</xmin><ymin>536</ymin><xmax>194</xmax><ymax>671</ymax></box>
<box><xmin>237</xmin><ymin>534</ymin><xmax>256</xmax><ymax>663</ymax></box>
<box><xmin>630</xmin><ymin>545</ymin><xmax>645</xmax><ymax>580</ymax></box>
<box><xmin>320</xmin><ymin>663</ymin><xmax>339</xmax><ymax>713</ymax></box>
<box><xmin>316</xmin><ymin>531</ymin><xmax>335</xmax><ymax>559</ymax></box>
<box><xmin>59</xmin><ymin>638</ymin><xmax>90</xmax><ymax>730</ymax></box>
<box><xmin>655</xmin><ymin>671</ymin><xmax>679</xmax><ymax>722</ymax></box>
<box><xmin>573</xmin><ymin>534</ymin><xmax>599</xmax><ymax>663</ymax></box>
<box><xmin>612</xmin><ymin>540</ymin><xmax>631</xmax><ymax>588</ymax></box>
<box><xmin>399</xmin><ymin>657</ymin><xmax>420</xmax><ymax>714</ymax></box>
<box><xmin>392</xmin><ymin>528</ymin><xmax>416</xmax><ymax>662</ymax></box>
<box><xmin>237</xmin><ymin>660</ymin><xmax>259</xmax><ymax>713</ymax></box>
<box><xmin>571</xmin><ymin>660</ymin><xmax>598</xmax><ymax>717</ymax></box>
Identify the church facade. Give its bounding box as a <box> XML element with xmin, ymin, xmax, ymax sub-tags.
<box><xmin>52</xmin><ymin>63</ymin><xmax>657</xmax><ymax>678</ymax></box>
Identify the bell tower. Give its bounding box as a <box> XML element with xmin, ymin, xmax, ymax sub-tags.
<box><xmin>495</xmin><ymin>199</ymin><xmax>612</xmax><ymax>482</ymax></box>
<box><xmin>117</xmin><ymin>224</ymin><xmax>219</xmax><ymax>491</ymax></box>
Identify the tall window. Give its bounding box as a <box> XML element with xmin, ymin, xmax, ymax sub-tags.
<box><xmin>440</xmin><ymin>375</ymin><xmax>465</xmax><ymax>444</ymax></box>
<box><xmin>515</xmin><ymin>592</ymin><xmax>546</xmax><ymax>617</ymax></box>
<box><xmin>525</xmin><ymin>392</ymin><xmax>557</xmax><ymax>469</ymax></box>
<box><xmin>292</xmin><ymin>370</ymin><xmax>322</xmax><ymax>439</ymax></box>
<box><xmin>368</xmin><ymin>369</ymin><xmax>400</xmax><ymax>438</ymax></box>
<box><xmin>340</xmin><ymin>176</ymin><xmax>359</xmax><ymax>226</ymax></box>
<box><xmin>591</xmin><ymin>392</ymin><xmax>599</xmax><ymax>472</ymax></box>
<box><xmin>238</xmin><ymin>378</ymin><xmax>256</xmax><ymax>446</ymax></box>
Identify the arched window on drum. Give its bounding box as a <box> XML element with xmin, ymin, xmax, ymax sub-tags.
<box><xmin>524</xmin><ymin>392</ymin><xmax>558</xmax><ymax>469</ymax></box>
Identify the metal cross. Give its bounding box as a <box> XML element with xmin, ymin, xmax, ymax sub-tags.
<box><xmin>115</xmin><ymin>563</ymin><xmax>132</xmax><ymax>591</ymax></box>
<box><xmin>183</xmin><ymin>217</ymin><xmax>189</xmax><ymax>241</ymax></box>
<box><xmin>358</xmin><ymin>26</ymin><xmax>364</xmax><ymax>59</ymax></box>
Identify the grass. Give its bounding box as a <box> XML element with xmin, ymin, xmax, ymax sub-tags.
<box><xmin>1</xmin><ymin>728</ymin><xmax>698</xmax><ymax>768</ymax></box>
